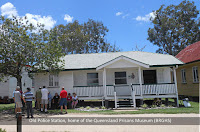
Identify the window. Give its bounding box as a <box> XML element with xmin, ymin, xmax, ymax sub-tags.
<box><xmin>87</xmin><ymin>73</ymin><xmax>98</xmax><ymax>86</ymax></box>
<box><xmin>49</xmin><ymin>74</ymin><xmax>59</xmax><ymax>87</ymax></box>
<box><xmin>181</xmin><ymin>69</ymin><xmax>186</xmax><ymax>83</ymax></box>
<box><xmin>143</xmin><ymin>70</ymin><xmax>157</xmax><ymax>84</ymax></box>
<box><xmin>192</xmin><ymin>66</ymin><xmax>199</xmax><ymax>83</ymax></box>
<box><xmin>115</xmin><ymin>72</ymin><xmax>127</xmax><ymax>84</ymax></box>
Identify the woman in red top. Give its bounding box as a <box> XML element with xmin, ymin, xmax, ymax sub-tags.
<box><xmin>67</xmin><ymin>93</ymin><xmax>72</xmax><ymax>109</ymax></box>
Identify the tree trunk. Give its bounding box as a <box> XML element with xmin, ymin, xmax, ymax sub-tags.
<box><xmin>17</xmin><ymin>76</ymin><xmax>22</xmax><ymax>91</ymax></box>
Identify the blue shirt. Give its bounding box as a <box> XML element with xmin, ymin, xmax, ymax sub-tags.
<box><xmin>23</xmin><ymin>91</ymin><xmax>34</xmax><ymax>101</ymax></box>
<box><xmin>48</xmin><ymin>93</ymin><xmax>52</xmax><ymax>101</ymax></box>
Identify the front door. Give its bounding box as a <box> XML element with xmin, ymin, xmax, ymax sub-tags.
<box><xmin>143</xmin><ymin>70</ymin><xmax>157</xmax><ymax>84</ymax></box>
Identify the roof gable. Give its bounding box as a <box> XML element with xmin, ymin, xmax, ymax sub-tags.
<box><xmin>96</xmin><ymin>55</ymin><xmax>149</xmax><ymax>70</ymax></box>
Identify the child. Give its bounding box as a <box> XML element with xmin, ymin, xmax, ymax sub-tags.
<box><xmin>72</xmin><ymin>93</ymin><xmax>78</xmax><ymax>109</ymax></box>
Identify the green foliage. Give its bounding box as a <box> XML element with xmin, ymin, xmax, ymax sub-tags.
<box><xmin>54</xmin><ymin>19</ymin><xmax>120</xmax><ymax>55</ymax></box>
<box><xmin>94</xmin><ymin>107</ymin><xmax>99</xmax><ymax>110</ymax></box>
<box><xmin>0</xmin><ymin>16</ymin><xmax>64</xmax><ymax>85</ymax></box>
<box><xmin>160</xmin><ymin>104</ymin><xmax>166</xmax><ymax>107</ymax></box>
<box><xmin>141</xmin><ymin>103</ymin><xmax>148</xmax><ymax>108</ymax></box>
<box><xmin>79</xmin><ymin>107</ymin><xmax>84</xmax><ymax>109</ymax></box>
<box><xmin>0</xmin><ymin>128</ymin><xmax>6</xmax><ymax>132</ymax></box>
<box><xmin>151</xmin><ymin>105</ymin><xmax>157</xmax><ymax>108</ymax></box>
<box><xmin>148</xmin><ymin>0</ymin><xmax>200</xmax><ymax>55</ymax></box>
<box><xmin>86</xmin><ymin>106</ymin><xmax>91</xmax><ymax>110</ymax></box>
<box><xmin>101</xmin><ymin>106</ymin><xmax>106</xmax><ymax>109</ymax></box>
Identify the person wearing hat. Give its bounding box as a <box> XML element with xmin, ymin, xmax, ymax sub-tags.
<box><xmin>13</xmin><ymin>86</ymin><xmax>23</xmax><ymax>116</ymax></box>
<box><xmin>23</xmin><ymin>87</ymin><xmax>34</xmax><ymax>118</ymax></box>
<box><xmin>35</xmin><ymin>87</ymin><xmax>42</xmax><ymax>110</ymax></box>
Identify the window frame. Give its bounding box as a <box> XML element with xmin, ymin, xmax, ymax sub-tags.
<box><xmin>192</xmin><ymin>66</ymin><xmax>199</xmax><ymax>83</ymax></box>
<box><xmin>114</xmin><ymin>71</ymin><xmax>127</xmax><ymax>85</ymax></box>
<box><xmin>49</xmin><ymin>73</ymin><xmax>59</xmax><ymax>87</ymax></box>
<box><xmin>87</xmin><ymin>73</ymin><xmax>99</xmax><ymax>86</ymax></box>
<box><xmin>181</xmin><ymin>69</ymin><xmax>186</xmax><ymax>83</ymax></box>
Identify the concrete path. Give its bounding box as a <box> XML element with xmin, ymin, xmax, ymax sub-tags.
<box><xmin>0</xmin><ymin>113</ymin><xmax>199</xmax><ymax>132</ymax></box>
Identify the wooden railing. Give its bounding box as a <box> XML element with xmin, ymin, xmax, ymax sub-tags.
<box><xmin>73</xmin><ymin>83</ymin><xmax>176</xmax><ymax>97</ymax></box>
<box><xmin>132</xmin><ymin>83</ymin><xmax>176</xmax><ymax>95</ymax></box>
<box><xmin>73</xmin><ymin>86</ymin><xmax>104</xmax><ymax>97</ymax></box>
<box><xmin>143</xmin><ymin>83</ymin><xmax>176</xmax><ymax>95</ymax></box>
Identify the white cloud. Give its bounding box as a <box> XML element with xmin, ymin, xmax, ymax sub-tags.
<box><xmin>64</xmin><ymin>14</ymin><xmax>73</xmax><ymax>23</ymax></box>
<box><xmin>135</xmin><ymin>12</ymin><xmax>156</xmax><ymax>22</ymax></box>
<box><xmin>0</xmin><ymin>2</ymin><xmax>56</xmax><ymax>30</ymax></box>
<box><xmin>25</xmin><ymin>13</ymin><xmax>56</xmax><ymax>30</ymax></box>
<box><xmin>1</xmin><ymin>2</ymin><xmax>18</xmax><ymax>18</ymax></box>
<box><xmin>116</xmin><ymin>12</ymin><xmax>123</xmax><ymax>16</ymax></box>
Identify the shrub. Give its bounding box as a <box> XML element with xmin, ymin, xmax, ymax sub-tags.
<box><xmin>160</xmin><ymin>104</ymin><xmax>165</xmax><ymax>107</ymax></box>
<box><xmin>101</xmin><ymin>106</ymin><xmax>106</xmax><ymax>109</ymax></box>
<box><xmin>141</xmin><ymin>103</ymin><xmax>148</xmax><ymax>108</ymax></box>
<box><xmin>151</xmin><ymin>105</ymin><xmax>157</xmax><ymax>108</ymax></box>
<box><xmin>79</xmin><ymin>107</ymin><xmax>84</xmax><ymax>109</ymax></box>
<box><xmin>0</xmin><ymin>128</ymin><xmax>6</xmax><ymax>132</ymax></box>
<box><xmin>86</xmin><ymin>106</ymin><xmax>91</xmax><ymax>110</ymax></box>
<box><xmin>94</xmin><ymin>107</ymin><xmax>99</xmax><ymax>110</ymax></box>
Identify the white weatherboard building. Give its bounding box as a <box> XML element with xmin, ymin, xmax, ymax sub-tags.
<box><xmin>34</xmin><ymin>51</ymin><xmax>183</xmax><ymax>108</ymax></box>
<box><xmin>0</xmin><ymin>69</ymin><xmax>33</xmax><ymax>99</ymax></box>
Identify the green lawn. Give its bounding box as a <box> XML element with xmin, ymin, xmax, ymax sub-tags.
<box><xmin>0</xmin><ymin>103</ymin><xmax>15</xmax><ymax>112</ymax></box>
<box><xmin>48</xmin><ymin>100</ymin><xmax>199</xmax><ymax>114</ymax></box>
<box><xmin>0</xmin><ymin>101</ymin><xmax>199</xmax><ymax>114</ymax></box>
<box><xmin>0</xmin><ymin>102</ymin><xmax>35</xmax><ymax>112</ymax></box>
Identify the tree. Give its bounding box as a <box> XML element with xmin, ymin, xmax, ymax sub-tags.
<box><xmin>148</xmin><ymin>0</ymin><xmax>200</xmax><ymax>55</ymax></box>
<box><xmin>0</xmin><ymin>16</ymin><xmax>64</xmax><ymax>89</ymax></box>
<box><xmin>54</xmin><ymin>19</ymin><xmax>120</xmax><ymax>55</ymax></box>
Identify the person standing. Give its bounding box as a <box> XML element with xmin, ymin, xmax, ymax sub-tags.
<box><xmin>48</xmin><ymin>92</ymin><xmax>52</xmax><ymax>109</ymax></box>
<box><xmin>13</xmin><ymin>86</ymin><xmax>23</xmax><ymax>116</ymax></box>
<box><xmin>23</xmin><ymin>88</ymin><xmax>34</xmax><ymax>118</ymax></box>
<box><xmin>59</xmin><ymin>87</ymin><xmax>68</xmax><ymax>114</ymax></box>
<box><xmin>52</xmin><ymin>93</ymin><xmax>59</xmax><ymax>109</ymax></box>
<box><xmin>41</xmin><ymin>86</ymin><xmax>49</xmax><ymax>113</ymax></box>
<box><xmin>35</xmin><ymin>87</ymin><xmax>42</xmax><ymax>110</ymax></box>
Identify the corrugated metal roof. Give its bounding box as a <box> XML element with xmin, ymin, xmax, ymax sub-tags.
<box><xmin>176</xmin><ymin>41</ymin><xmax>200</xmax><ymax>63</ymax></box>
<box><xmin>61</xmin><ymin>51</ymin><xmax>183</xmax><ymax>70</ymax></box>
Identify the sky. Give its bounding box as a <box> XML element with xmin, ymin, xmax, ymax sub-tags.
<box><xmin>0</xmin><ymin>0</ymin><xmax>200</xmax><ymax>53</ymax></box>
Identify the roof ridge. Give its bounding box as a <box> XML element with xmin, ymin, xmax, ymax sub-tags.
<box><xmin>64</xmin><ymin>50</ymin><xmax>173</xmax><ymax>57</ymax></box>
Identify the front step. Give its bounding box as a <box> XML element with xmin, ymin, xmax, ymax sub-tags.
<box><xmin>114</xmin><ymin>91</ymin><xmax>136</xmax><ymax>109</ymax></box>
<box><xmin>117</xmin><ymin>100</ymin><xmax>134</xmax><ymax>108</ymax></box>
<box><xmin>113</xmin><ymin>107</ymin><xmax>137</xmax><ymax>110</ymax></box>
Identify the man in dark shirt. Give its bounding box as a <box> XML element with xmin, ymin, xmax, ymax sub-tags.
<box><xmin>52</xmin><ymin>93</ymin><xmax>59</xmax><ymax>109</ymax></box>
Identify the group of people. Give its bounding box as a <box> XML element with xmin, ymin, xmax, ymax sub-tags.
<box><xmin>13</xmin><ymin>86</ymin><xmax>79</xmax><ymax>118</ymax></box>
<box><xmin>13</xmin><ymin>86</ymin><xmax>34</xmax><ymax>118</ymax></box>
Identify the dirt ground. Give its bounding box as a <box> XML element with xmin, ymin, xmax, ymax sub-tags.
<box><xmin>0</xmin><ymin>113</ymin><xmax>199</xmax><ymax>132</ymax></box>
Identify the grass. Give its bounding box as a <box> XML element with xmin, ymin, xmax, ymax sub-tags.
<box><xmin>0</xmin><ymin>102</ymin><xmax>35</xmax><ymax>112</ymax></box>
<box><xmin>48</xmin><ymin>100</ymin><xmax>199</xmax><ymax>115</ymax></box>
<box><xmin>0</xmin><ymin>100</ymin><xmax>199</xmax><ymax>115</ymax></box>
<box><xmin>0</xmin><ymin>103</ymin><xmax>15</xmax><ymax>112</ymax></box>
